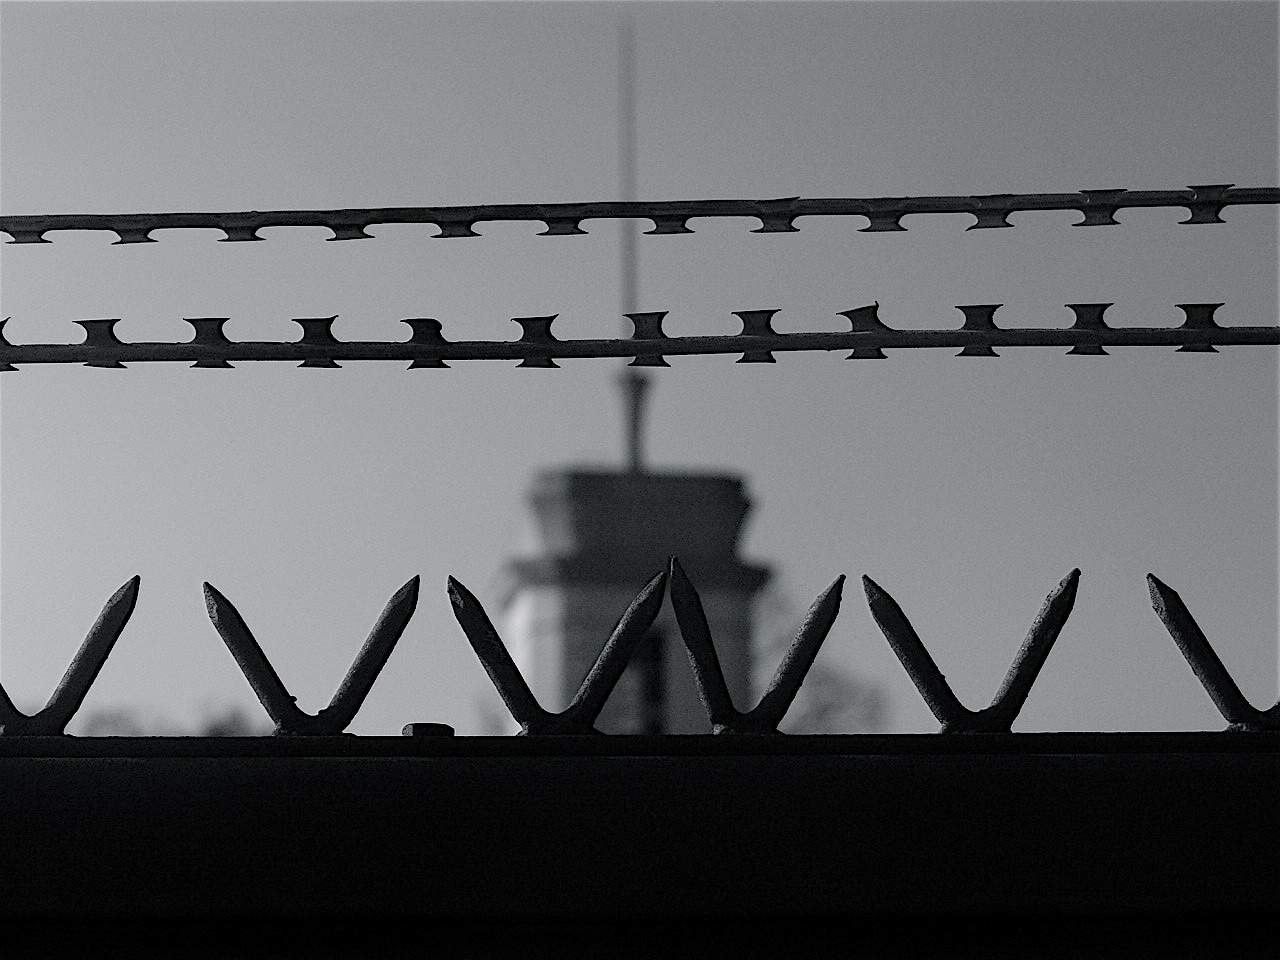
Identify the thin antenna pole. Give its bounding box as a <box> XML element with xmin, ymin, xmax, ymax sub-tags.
<box><xmin>619</xmin><ymin>20</ymin><xmax>637</xmax><ymax>316</ymax></box>
<box><xmin>617</xmin><ymin>19</ymin><xmax>650</xmax><ymax>474</ymax></box>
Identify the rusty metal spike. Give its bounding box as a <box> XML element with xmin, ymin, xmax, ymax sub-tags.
<box><xmin>981</xmin><ymin>569</ymin><xmax>1080</xmax><ymax>731</ymax></box>
<box><xmin>15</xmin><ymin>576</ymin><xmax>141</xmax><ymax>736</ymax></box>
<box><xmin>749</xmin><ymin>576</ymin><xmax>845</xmax><ymax>733</ymax></box>
<box><xmin>862</xmin><ymin>576</ymin><xmax>971</xmax><ymax>731</ymax></box>
<box><xmin>565</xmin><ymin>571</ymin><xmax>668</xmax><ymax>724</ymax></box>
<box><xmin>448</xmin><ymin>576</ymin><xmax>549</xmax><ymax>733</ymax></box>
<box><xmin>319</xmin><ymin>577</ymin><xmax>420</xmax><ymax>732</ymax></box>
<box><xmin>204</xmin><ymin>583</ymin><xmax>306</xmax><ymax>733</ymax></box>
<box><xmin>1147</xmin><ymin>574</ymin><xmax>1276</xmax><ymax>730</ymax></box>
<box><xmin>669</xmin><ymin>558</ymin><xmax>740</xmax><ymax>732</ymax></box>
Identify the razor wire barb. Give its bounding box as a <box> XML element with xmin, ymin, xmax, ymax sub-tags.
<box><xmin>0</xmin><ymin>304</ymin><xmax>1275</xmax><ymax>370</ymax></box>
<box><xmin>1</xmin><ymin>185</ymin><xmax>1274</xmax><ymax>243</ymax></box>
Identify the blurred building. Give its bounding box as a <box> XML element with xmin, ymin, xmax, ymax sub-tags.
<box><xmin>499</xmin><ymin>373</ymin><xmax>770</xmax><ymax>733</ymax></box>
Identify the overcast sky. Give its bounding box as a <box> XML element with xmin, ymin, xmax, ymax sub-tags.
<box><xmin>1</xmin><ymin>0</ymin><xmax>1276</xmax><ymax>734</ymax></box>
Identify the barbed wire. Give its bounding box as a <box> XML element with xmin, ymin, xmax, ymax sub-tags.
<box><xmin>2</xmin><ymin>185</ymin><xmax>1274</xmax><ymax>243</ymax></box>
<box><xmin>0</xmin><ymin>304</ymin><xmax>1273</xmax><ymax>370</ymax></box>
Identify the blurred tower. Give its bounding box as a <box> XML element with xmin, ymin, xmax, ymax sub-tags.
<box><xmin>500</xmin><ymin>393</ymin><xmax>770</xmax><ymax>733</ymax></box>
<box><xmin>497</xmin><ymin>22</ymin><xmax>769</xmax><ymax>733</ymax></box>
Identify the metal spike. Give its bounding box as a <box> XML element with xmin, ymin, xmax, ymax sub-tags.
<box><xmin>320</xmin><ymin>577</ymin><xmax>420</xmax><ymax>731</ymax></box>
<box><xmin>981</xmin><ymin>570</ymin><xmax>1080</xmax><ymax>731</ymax></box>
<box><xmin>204</xmin><ymin>583</ymin><xmax>305</xmax><ymax>733</ymax></box>
<box><xmin>749</xmin><ymin>576</ymin><xmax>845</xmax><ymax>732</ymax></box>
<box><xmin>39</xmin><ymin>576</ymin><xmax>141</xmax><ymax>727</ymax></box>
<box><xmin>669</xmin><ymin>558</ymin><xmax>740</xmax><ymax>731</ymax></box>
<box><xmin>1147</xmin><ymin>574</ymin><xmax>1276</xmax><ymax>730</ymax></box>
<box><xmin>565</xmin><ymin>571</ymin><xmax>668</xmax><ymax>724</ymax></box>
<box><xmin>447</xmin><ymin>577</ymin><xmax>547</xmax><ymax>733</ymax></box>
<box><xmin>862</xmin><ymin>576</ymin><xmax>970</xmax><ymax>730</ymax></box>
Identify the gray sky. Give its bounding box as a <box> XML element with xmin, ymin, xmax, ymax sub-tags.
<box><xmin>1</xmin><ymin>0</ymin><xmax>1276</xmax><ymax>734</ymax></box>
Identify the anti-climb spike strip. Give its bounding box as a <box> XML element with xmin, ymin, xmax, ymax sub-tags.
<box><xmin>861</xmin><ymin>570</ymin><xmax>1080</xmax><ymax>733</ymax></box>
<box><xmin>0</xmin><ymin>304</ymin><xmax>1272</xmax><ymax>370</ymax></box>
<box><xmin>448</xmin><ymin>571</ymin><xmax>667</xmax><ymax>734</ymax></box>
<box><xmin>3</xmin><ymin>187</ymin><xmax>1276</xmax><ymax>243</ymax></box>
<box><xmin>0</xmin><ymin>577</ymin><xmax>140</xmax><ymax>736</ymax></box>
<box><xmin>203</xmin><ymin>578</ymin><xmax>419</xmax><ymax>735</ymax></box>
<box><xmin>1146</xmin><ymin>575</ymin><xmax>1280</xmax><ymax>732</ymax></box>
<box><xmin>669</xmin><ymin>557</ymin><xmax>843</xmax><ymax>734</ymax></box>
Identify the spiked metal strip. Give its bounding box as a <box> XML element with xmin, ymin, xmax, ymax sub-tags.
<box><xmin>669</xmin><ymin>557</ymin><xmax>844</xmax><ymax>734</ymax></box>
<box><xmin>1147</xmin><ymin>575</ymin><xmax>1280</xmax><ymax>732</ymax></box>
<box><xmin>203</xmin><ymin>578</ymin><xmax>419</xmax><ymax>735</ymax></box>
<box><xmin>448</xmin><ymin>571</ymin><xmax>667</xmax><ymax>734</ymax></box>
<box><xmin>0</xmin><ymin>305</ymin><xmax>1273</xmax><ymax>370</ymax></box>
<box><xmin>0</xmin><ymin>577</ymin><xmax>140</xmax><ymax>735</ymax></box>
<box><xmin>862</xmin><ymin>570</ymin><xmax>1081</xmax><ymax>733</ymax></box>
<box><xmin>1</xmin><ymin>185</ymin><xmax>1273</xmax><ymax>243</ymax></box>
